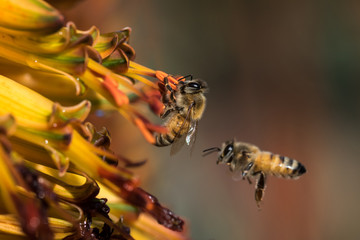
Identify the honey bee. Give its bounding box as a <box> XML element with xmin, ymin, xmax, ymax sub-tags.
<box><xmin>203</xmin><ymin>140</ymin><xmax>306</xmax><ymax>207</ymax></box>
<box><xmin>154</xmin><ymin>75</ymin><xmax>208</xmax><ymax>153</ymax></box>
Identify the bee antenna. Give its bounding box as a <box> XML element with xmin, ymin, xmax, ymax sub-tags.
<box><xmin>177</xmin><ymin>74</ymin><xmax>193</xmax><ymax>81</ymax></box>
<box><xmin>202</xmin><ymin>147</ymin><xmax>221</xmax><ymax>156</ymax></box>
<box><xmin>203</xmin><ymin>147</ymin><xmax>221</xmax><ymax>152</ymax></box>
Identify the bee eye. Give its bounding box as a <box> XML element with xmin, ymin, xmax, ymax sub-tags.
<box><xmin>223</xmin><ymin>144</ymin><xmax>233</xmax><ymax>156</ymax></box>
<box><xmin>188</xmin><ymin>82</ymin><xmax>200</xmax><ymax>89</ymax></box>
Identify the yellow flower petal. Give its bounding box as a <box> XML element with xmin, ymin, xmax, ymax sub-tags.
<box><xmin>0</xmin><ymin>0</ymin><xmax>64</xmax><ymax>35</ymax></box>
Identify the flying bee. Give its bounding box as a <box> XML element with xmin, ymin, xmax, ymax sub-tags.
<box><xmin>203</xmin><ymin>140</ymin><xmax>306</xmax><ymax>207</ymax></box>
<box><xmin>154</xmin><ymin>75</ymin><xmax>208</xmax><ymax>153</ymax></box>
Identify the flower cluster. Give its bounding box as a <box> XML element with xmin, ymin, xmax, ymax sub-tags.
<box><xmin>0</xmin><ymin>0</ymin><xmax>188</xmax><ymax>239</ymax></box>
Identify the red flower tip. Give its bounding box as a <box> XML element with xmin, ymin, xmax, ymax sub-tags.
<box><xmin>102</xmin><ymin>75</ymin><xmax>129</xmax><ymax>106</ymax></box>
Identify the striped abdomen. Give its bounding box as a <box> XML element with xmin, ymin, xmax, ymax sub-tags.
<box><xmin>154</xmin><ymin>114</ymin><xmax>188</xmax><ymax>146</ymax></box>
<box><xmin>253</xmin><ymin>152</ymin><xmax>306</xmax><ymax>179</ymax></box>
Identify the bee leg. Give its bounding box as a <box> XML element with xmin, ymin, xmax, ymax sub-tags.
<box><xmin>161</xmin><ymin>109</ymin><xmax>172</xmax><ymax>118</ymax></box>
<box><xmin>175</xmin><ymin>106</ymin><xmax>184</xmax><ymax>112</ymax></box>
<box><xmin>246</xmin><ymin>177</ymin><xmax>252</xmax><ymax>184</ymax></box>
<box><xmin>255</xmin><ymin>171</ymin><xmax>266</xmax><ymax>208</ymax></box>
<box><xmin>161</xmin><ymin>103</ymin><xmax>177</xmax><ymax>118</ymax></box>
<box><xmin>242</xmin><ymin>162</ymin><xmax>254</xmax><ymax>177</ymax></box>
<box><xmin>164</xmin><ymin>76</ymin><xmax>175</xmax><ymax>92</ymax></box>
<box><xmin>170</xmin><ymin>91</ymin><xmax>176</xmax><ymax>102</ymax></box>
<box><xmin>161</xmin><ymin>91</ymin><xmax>171</xmax><ymax>105</ymax></box>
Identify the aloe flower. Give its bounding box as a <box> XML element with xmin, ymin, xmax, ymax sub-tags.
<box><xmin>0</xmin><ymin>0</ymin><xmax>189</xmax><ymax>239</ymax></box>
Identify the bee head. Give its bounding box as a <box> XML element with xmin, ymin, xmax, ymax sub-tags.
<box><xmin>218</xmin><ymin>140</ymin><xmax>235</xmax><ymax>165</ymax></box>
<box><xmin>179</xmin><ymin>79</ymin><xmax>208</xmax><ymax>94</ymax></box>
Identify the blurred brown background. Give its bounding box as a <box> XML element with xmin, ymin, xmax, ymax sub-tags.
<box><xmin>61</xmin><ymin>0</ymin><xmax>360</xmax><ymax>239</ymax></box>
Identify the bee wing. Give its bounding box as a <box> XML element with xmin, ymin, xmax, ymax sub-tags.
<box><xmin>169</xmin><ymin>122</ymin><xmax>190</xmax><ymax>155</ymax></box>
<box><xmin>170</xmin><ymin>102</ymin><xmax>195</xmax><ymax>155</ymax></box>
<box><xmin>185</xmin><ymin>119</ymin><xmax>197</xmax><ymax>146</ymax></box>
<box><xmin>230</xmin><ymin>158</ymin><xmax>245</xmax><ymax>181</ymax></box>
<box><xmin>231</xmin><ymin>169</ymin><xmax>245</xmax><ymax>181</ymax></box>
<box><xmin>186</xmin><ymin>119</ymin><xmax>198</xmax><ymax>156</ymax></box>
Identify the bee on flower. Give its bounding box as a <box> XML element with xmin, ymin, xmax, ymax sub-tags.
<box><xmin>150</xmin><ymin>71</ymin><xmax>209</xmax><ymax>154</ymax></box>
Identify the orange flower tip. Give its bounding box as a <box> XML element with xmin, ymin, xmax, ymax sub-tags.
<box><xmin>169</xmin><ymin>82</ymin><xmax>177</xmax><ymax>90</ymax></box>
<box><xmin>141</xmin><ymin>119</ymin><xmax>167</xmax><ymax>133</ymax></box>
<box><xmin>147</xmin><ymin>137</ymin><xmax>156</xmax><ymax>144</ymax></box>
<box><xmin>102</xmin><ymin>76</ymin><xmax>130</xmax><ymax>106</ymax></box>
<box><xmin>116</xmin><ymin>95</ymin><xmax>130</xmax><ymax>106</ymax></box>
<box><xmin>154</xmin><ymin>71</ymin><xmax>180</xmax><ymax>92</ymax></box>
<box><xmin>155</xmin><ymin>70</ymin><xmax>167</xmax><ymax>81</ymax></box>
<box><xmin>169</xmin><ymin>77</ymin><xmax>179</xmax><ymax>85</ymax></box>
<box><xmin>133</xmin><ymin>118</ymin><xmax>156</xmax><ymax>144</ymax></box>
<box><xmin>145</xmin><ymin>95</ymin><xmax>165</xmax><ymax>116</ymax></box>
<box><xmin>150</xmin><ymin>106</ymin><xmax>164</xmax><ymax>117</ymax></box>
<box><xmin>136</xmin><ymin>130</ymin><xmax>155</xmax><ymax>144</ymax></box>
<box><xmin>136</xmin><ymin>116</ymin><xmax>167</xmax><ymax>133</ymax></box>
